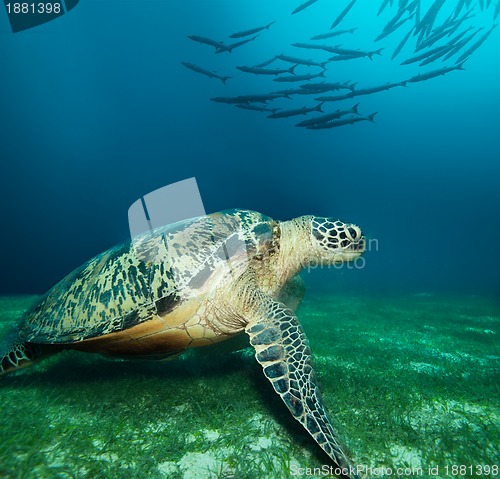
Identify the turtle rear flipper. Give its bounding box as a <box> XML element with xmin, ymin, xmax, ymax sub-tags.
<box><xmin>245</xmin><ymin>297</ymin><xmax>359</xmax><ymax>479</ymax></box>
<box><xmin>0</xmin><ymin>332</ymin><xmax>59</xmax><ymax>376</ymax></box>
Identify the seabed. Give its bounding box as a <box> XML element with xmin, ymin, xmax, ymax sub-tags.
<box><xmin>0</xmin><ymin>292</ymin><xmax>498</xmax><ymax>479</ymax></box>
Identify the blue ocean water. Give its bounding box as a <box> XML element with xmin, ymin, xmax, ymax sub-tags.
<box><xmin>0</xmin><ymin>0</ymin><xmax>499</xmax><ymax>297</ymax></box>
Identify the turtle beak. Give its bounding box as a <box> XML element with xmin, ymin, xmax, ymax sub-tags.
<box><xmin>350</xmin><ymin>236</ymin><xmax>365</xmax><ymax>253</ymax></box>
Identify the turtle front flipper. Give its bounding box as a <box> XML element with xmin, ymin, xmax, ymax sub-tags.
<box><xmin>245</xmin><ymin>298</ymin><xmax>359</xmax><ymax>479</ymax></box>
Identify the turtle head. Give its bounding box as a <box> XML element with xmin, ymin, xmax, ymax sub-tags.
<box><xmin>309</xmin><ymin>217</ymin><xmax>365</xmax><ymax>264</ymax></box>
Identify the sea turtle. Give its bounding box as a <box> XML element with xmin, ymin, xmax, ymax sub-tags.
<box><xmin>0</xmin><ymin>209</ymin><xmax>365</xmax><ymax>478</ymax></box>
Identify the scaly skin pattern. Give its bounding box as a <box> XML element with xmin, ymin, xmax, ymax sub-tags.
<box><xmin>0</xmin><ymin>209</ymin><xmax>365</xmax><ymax>479</ymax></box>
<box><xmin>245</xmin><ymin>293</ymin><xmax>360</xmax><ymax>479</ymax></box>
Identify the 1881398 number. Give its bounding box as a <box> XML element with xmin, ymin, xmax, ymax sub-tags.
<box><xmin>444</xmin><ymin>465</ymin><xmax>499</xmax><ymax>476</ymax></box>
<box><xmin>5</xmin><ymin>3</ymin><xmax>61</xmax><ymax>14</ymax></box>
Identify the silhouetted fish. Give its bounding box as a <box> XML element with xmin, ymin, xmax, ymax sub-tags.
<box><xmin>349</xmin><ymin>82</ymin><xmax>406</xmax><ymax>95</ymax></box>
<box><xmin>190</xmin><ymin>0</ymin><xmax>493</xmax><ymax>134</ymax></box>
<box><xmin>378</xmin><ymin>0</ymin><xmax>391</xmax><ymax>16</ymax></box>
<box><xmin>275</xmin><ymin>54</ymin><xmax>328</xmax><ymax>69</ymax></box>
<box><xmin>392</xmin><ymin>27</ymin><xmax>414</xmax><ymax>60</ymax></box>
<box><xmin>217</xmin><ymin>35</ymin><xmax>259</xmax><ymax>54</ymax></box>
<box><xmin>328</xmin><ymin>54</ymin><xmax>367</xmax><ymax>62</ymax></box>
<box><xmin>306</xmin><ymin>113</ymin><xmax>377</xmax><ymax>129</ymax></box>
<box><xmin>455</xmin><ymin>24</ymin><xmax>497</xmax><ymax>63</ymax></box>
<box><xmin>181</xmin><ymin>62</ymin><xmax>231</xmax><ymax>84</ymax></box>
<box><xmin>310</xmin><ymin>28</ymin><xmax>357</xmax><ymax>40</ymax></box>
<box><xmin>229</xmin><ymin>22</ymin><xmax>275</xmax><ymax>39</ymax></box>
<box><xmin>299</xmin><ymin>81</ymin><xmax>356</xmax><ymax>92</ymax></box>
<box><xmin>268</xmin><ymin>103</ymin><xmax>324</xmax><ymax>119</ymax></box>
<box><xmin>235</xmin><ymin>104</ymin><xmax>280</xmax><ymax>113</ymax></box>
<box><xmin>380</xmin><ymin>7</ymin><xmax>407</xmax><ymax>34</ymax></box>
<box><xmin>211</xmin><ymin>93</ymin><xmax>288</xmax><ymax>104</ymax></box>
<box><xmin>405</xmin><ymin>62</ymin><xmax>465</xmax><ymax>83</ymax></box>
<box><xmin>416</xmin><ymin>9</ymin><xmax>473</xmax><ymax>51</ymax></box>
<box><xmin>415</xmin><ymin>0</ymin><xmax>421</xmax><ymax>29</ymax></box>
<box><xmin>187</xmin><ymin>35</ymin><xmax>228</xmax><ymax>52</ymax></box>
<box><xmin>296</xmin><ymin>103</ymin><xmax>360</xmax><ymax>127</ymax></box>
<box><xmin>254</xmin><ymin>57</ymin><xmax>278</xmax><ymax>68</ymax></box>
<box><xmin>272</xmin><ymin>88</ymin><xmax>319</xmax><ymax>96</ymax></box>
<box><xmin>316</xmin><ymin>81</ymin><xmax>405</xmax><ymax>100</ymax></box>
<box><xmin>273</xmin><ymin>71</ymin><xmax>327</xmax><ymax>82</ymax></box>
<box><xmin>376</xmin><ymin>15</ymin><xmax>414</xmax><ymax>41</ymax></box>
<box><xmin>292</xmin><ymin>42</ymin><xmax>334</xmax><ymax>51</ymax></box>
<box><xmin>405</xmin><ymin>0</ymin><xmax>419</xmax><ymax>15</ymax></box>
<box><xmin>415</xmin><ymin>0</ymin><xmax>446</xmax><ymax>35</ymax></box>
<box><xmin>328</xmin><ymin>47</ymin><xmax>384</xmax><ymax>59</ymax></box>
<box><xmin>313</xmin><ymin>92</ymin><xmax>356</xmax><ymax>101</ymax></box>
<box><xmin>292</xmin><ymin>0</ymin><xmax>319</xmax><ymax>15</ymax></box>
<box><xmin>445</xmin><ymin>26</ymin><xmax>474</xmax><ymax>47</ymax></box>
<box><xmin>237</xmin><ymin>64</ymin><xmax>297</xmax><ymax>75</ymax></box>
<box><xmin>419</xmin><ymin>44</ymin><xmax>456</xmax><ymax>65</ymax></box>
<box><xmin>441</xmin><ymin>27</ymin><xmax>482</xmax><ymax>61</ymax></box>
<box><xmin>331</xmin><ymin>0</ymin><xmax>357</xmax><ymax>30</ymax></box>
<box><xmin>454</xmin><ymin>0</ymin><xmax>467</xmax><ymax>17</ymax></box>
<box><xmin>401</xmin><ymin>44</ymin><xmax>450</xmax><ymax>65</ymax></box>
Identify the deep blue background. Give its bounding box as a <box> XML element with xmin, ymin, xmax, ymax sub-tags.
<box><xmin>0</xmin><ymin>0</ymin><xmax>499</xmax><ymax>296</ymax></box>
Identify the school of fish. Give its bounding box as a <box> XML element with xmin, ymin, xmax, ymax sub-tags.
<box><xmin>182</xmin><ymin>0</ymin><xmax>498</xmax><ymax>131</ymax></box>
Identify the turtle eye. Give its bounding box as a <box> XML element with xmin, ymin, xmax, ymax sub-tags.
<box><xmin>346</xmin><ymin>225</ymin><xmax>362</xmax><ymax>241</ymax></box>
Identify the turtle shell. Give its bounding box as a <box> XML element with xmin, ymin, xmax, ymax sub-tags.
<box><xmin>20</xmin><ymin>210</ymin><xmax>274</xmax><ymax>345</ymax></box>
